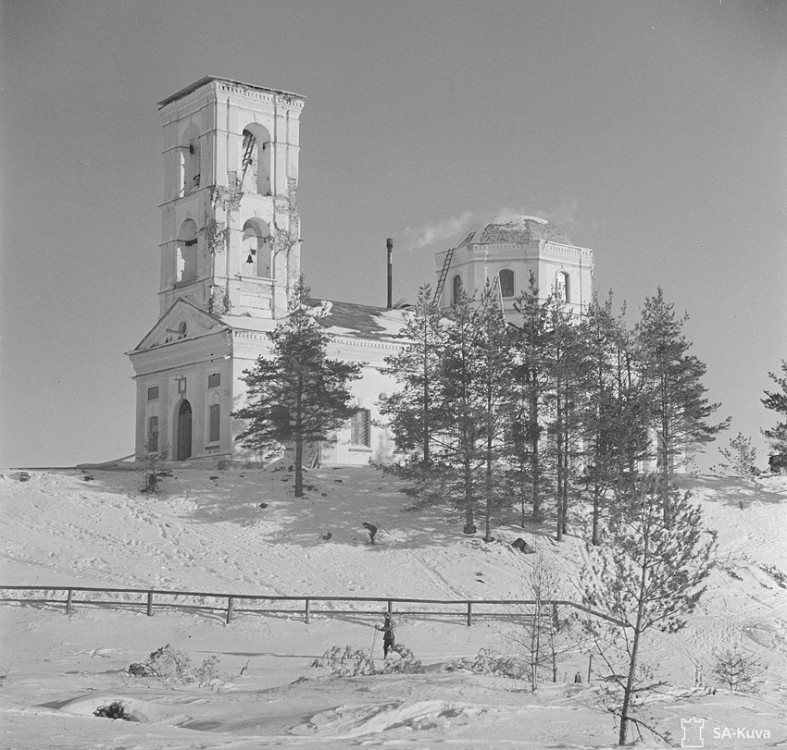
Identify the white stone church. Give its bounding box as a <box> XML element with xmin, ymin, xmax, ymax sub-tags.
<box><xmin>128</xmin><ymin>77</ymin><xmax>594</xmax><ymax>467</ymax></box>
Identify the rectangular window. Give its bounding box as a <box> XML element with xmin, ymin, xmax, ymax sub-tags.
<box><xmin>147</xmin><ymin>386</ymin><xmax>159</xmax><ymax>401</ymax></box>
<box><xmin>350</xmin><ymin>409</ymin><xmax>371</xmax><ymax>447</ymax></box>
<box><xmin>147</xmin><ymin>416</ymin><xmax>159</xmax><ymax>453</ymax></box>
<box><xmin>208</xmin><ymin>373</ymin><xmax>221</xmax><ymax>389</ymax></box>
<box><xmin>208</xmin><ymin>404</ymin><xmax>220</xmax><ymax>443</ymax></box>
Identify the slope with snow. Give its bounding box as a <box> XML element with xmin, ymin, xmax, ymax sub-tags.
<box><xmin>0</xmin><ymin>466</ymin><xmax>785</xmax><ymax>749</ymax></box>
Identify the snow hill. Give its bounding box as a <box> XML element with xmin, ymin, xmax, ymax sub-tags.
<box><xmin>0</xmin><ymin>465</ymin><xmax>785</xmax><ymax>749</ymax></box>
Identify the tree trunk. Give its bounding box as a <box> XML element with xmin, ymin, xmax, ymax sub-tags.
<box><xmin>463</xmin><ymin>453</ymin><xmax>475</xmax><ymax>534</ymax></box>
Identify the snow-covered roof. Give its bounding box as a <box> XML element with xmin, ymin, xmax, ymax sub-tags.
<box><xmin>460</xmin><ymin>214</ymin><xmax>570</xmax><ymax>246</ymax></box>
<box><xmin>222</xmin><ymin>299</ymin><xmax>407</xmax><ymax>342</ymax></box>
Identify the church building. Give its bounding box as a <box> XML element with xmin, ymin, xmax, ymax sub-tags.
<box><xmin>128</xmin><ymin>77</ymin><xmax>594</xmax><ymax>467</ymax></box>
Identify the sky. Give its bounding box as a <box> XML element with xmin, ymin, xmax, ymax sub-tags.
<box><xmin>1</xmin><ymin>0</ymin><xmax>785</xmax><ymax>468</ymax></box>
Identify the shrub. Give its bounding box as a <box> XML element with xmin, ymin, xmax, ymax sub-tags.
<box><xmin>449</xmin><ymin>648</ymin><xmax>525</xmax><ymax>678</ymax></box>
<box><xmin>310</xmin><ymin>643</ymin><xmax>423</xmax><ymax>677</ymax></box>
<box><xmin>380</xmin><ymin>643</ymin><xmax>423</xmax><ymax>674</ymax></box>
<box><xmin>94</xmin><ymin>701</ymin><xmax>133</xmax><ymax>721</ymax></box>
<box><xmin>712</xmin><ymin>647</ymin><xmax>765</xmax><ymax>693</ymax></box>
<box><xmin>127</xmin><ymin>644</ymin><xmax>223</xmax><ymax>689</ymax></box>
<box><xmin>310</xmin><ymin>646</ymin><xmax>375</xmax><ymax>677</ymax></box>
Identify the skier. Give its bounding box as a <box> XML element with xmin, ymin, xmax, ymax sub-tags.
<box><xmin>376</xmin><ymin>613</ymin><xmax>396</xmax><ymax>657</ymax></box>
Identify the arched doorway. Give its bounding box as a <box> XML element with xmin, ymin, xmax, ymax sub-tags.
<box><xmin>176</xmin><ymin>400</ymin><xmax>192</xmax><ymax>461</ymax></box>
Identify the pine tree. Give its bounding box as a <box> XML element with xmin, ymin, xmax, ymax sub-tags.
<box><xmin>635</xmin><ymin>289</ymin><xmax>728</xmax><ymax>520</ymax></box>
<box><xmin>232</xmin><ymin>278</ymin><xmax>362</xmax><ymax>497</ymax></box>
<box><xmin>509</xmin><ymin>274</ymin><xmax>552</xmax><ymax>525</ymax></box>
<box><xmin>715</xmin><ymin>432</ymin><xmax>757</xmax><ymax>478</ymax></box>
<box><xmin>581</xmin><ymin>296</ymin><xmax>651</xmax><ymax>545</ymax></box>
<box><xmin>582</xmin><ymin>475</ymin><xmax>716</xmax><ymax>745</ymax></box>
<box><xmin>543</xmin><ymin>293</ymin><xmax>589</xmax><ymax>541</ymax></box>
<box><xmin>378</xmin><ymin>285</ymin><xmax>444</xmax><ymax>467</ymax></box>
<box><xmin>474</xmin><ymin>282</ymin><xmax>515</xmax><ymax>541</ymax></box>
<box><xmin>437</xmin><ymin>290</ymin><xmax>483</xmax><ymax>534</ymax></box>
<box><xmin>762</xmin><ymin>360</ymin><xmax>787</xmax><ymax>456</ymax></box>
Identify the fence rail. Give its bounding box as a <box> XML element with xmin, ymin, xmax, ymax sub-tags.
<box><xmin>0</xmin><ymin>584</ymin><xmax>624</xmax><ymax>627</ymax></box>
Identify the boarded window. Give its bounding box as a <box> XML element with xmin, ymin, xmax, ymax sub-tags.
<box><xmin>147</xmin><ymin>416</ymin><xmax>159</xmax><ymax>453</ymax></box>
<box><xmin>499</xmin><ymin>269</ymin><xmax>515</xmax><ymax>298</ymax></box>
<box><xmin>208</xmin><ymin>373</ymin><xmax>221</xmax><ymax>389</ymax></box>
<box><xmin>208</xmin><ymin>404</ymin><xmax>220</xmax><ymax>443</ymax></box>
<box><xmin>147</xmin><ymin>386</ymin><xmax>159</xmax><ymax>401</ymax></box>
<box><xmin>350</xmin><ymin>409</ymin><xmax>371</xmax><ymax>447</ymax></box>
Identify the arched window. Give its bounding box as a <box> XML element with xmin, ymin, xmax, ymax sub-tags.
<box><xmin>555</xmin><ymin>271</ymin><xmax>570</xmax><ymax>303</ymax></box>
<box><xmin>499</xmin><ymin>269</ymin><xmax>515</xmax><ymax>298</ymax></box>
<box><xmin>241</xmin><ymin>218</ymin><xmax>272</xmax><ymax>277</ymax></box>
<box><xmin>176</xmin><ymin>219</ymin><xmax>198</xmax><ymax>283</ymax></box>
<box><xmin>240</xmin><ymin>124</ymin><xmax>272</xmax><ymax>196</ymax></box>
<box><xmin>179</xmin><ymin>125</ymin><xmax>201</xmax><ymax>196</ymax></box>
<box><xmin>452</xmin><ymin>274</ymin><xmax>463</xmax><ymax>305</ymax></box>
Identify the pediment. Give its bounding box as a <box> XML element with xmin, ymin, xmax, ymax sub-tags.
<box><xmin>133</xmin><ymin>299</ymin><xmax>228</xmax><ymax>351</ymax></box>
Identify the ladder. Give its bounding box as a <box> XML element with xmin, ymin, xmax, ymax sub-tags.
<box><xmin>240</xmin><ymin>132</ymin><xmax>256</xmax><ymax>186</ymax></box>
<box><xmin>434</xmin><ymin>246</ymin><xmax>456</xmax><ymax>305</ymax></box>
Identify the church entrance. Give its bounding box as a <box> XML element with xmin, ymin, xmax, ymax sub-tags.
<box><xmin>176</xmin><ymin>400</ymin><xmax>192</xmax><ymax>461</ymax></box>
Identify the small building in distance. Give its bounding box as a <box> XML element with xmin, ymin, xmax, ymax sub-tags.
<box><xmin>128</xmin><ymin>77</ymin><xmax>594</xmax><ymax>467</ymax></box>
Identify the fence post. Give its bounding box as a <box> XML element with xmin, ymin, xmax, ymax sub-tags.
<box><xmin>226</xmin><ymin>596</ymin><xmax>234</xmax><ymax>624</ymax></box>
<box><xmin>466</xmin><ymin>602</ymin><xmax>472</xmax><ymax>627</ymax></box>
<box><xmin>552</xmin><ymin>602</ymin><xmax>559</xmax><ymax>630</ymax></box>
<box><xmin>66</xmin><ymin>589</ymin><xmax>73</xmax><ymax>614</ymax></box>
<box><xmin>147</xmin><ymin>592</ymin><xmax>154</xmax><ymax>617</ymax></box>
<box><xmin>387</xmin><ymin>600</ymin><xmax>392</xmax><ymax>615</ymax></box>
<box><xmin>304</xmin><ymin>598</ymin><xmax>310</xmax><ymax>624</ymax></box>
<box><xmin>587</xmin><ymin>653</ymin><xmax>593</xmax><ymax>683</ymax></box>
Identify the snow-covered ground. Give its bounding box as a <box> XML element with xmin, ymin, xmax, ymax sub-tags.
<box><xmin>0</xmin><ymin>464</ymin><xmax>785</xmax><ymax>749</ymax></box>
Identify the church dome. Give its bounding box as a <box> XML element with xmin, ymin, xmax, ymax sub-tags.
<box><xmin>459</xmin><ymin>214</ymin><xmax>570</xmax><ymax>246</ymax></box>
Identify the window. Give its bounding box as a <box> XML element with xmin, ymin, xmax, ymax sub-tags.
<box><xmin>499</xmin><ymin>269</ymin><xmax>515</xmax><ymax>298</ymax></box>
<box><xmin>555</xmin><ymin>271</ymin><xmax>570</xmax><ymax>303</ymax></box>
<box><xmin>208</xmin><ymin>404</ymin><xmax>220</xmax><ymax>443</ymax></box>
<box><xmin>452</xmin><ymin>274</ymin><xmax>463</xmax><ymax>305</ymax></box>
<box><xmin>241</xmin><ymin>218</ymin><xmax>272</xmax><ymax>278</ymax></box>
<box><xmin>147</xmin><ymin>386</ymin><xmax>159</xmax><ymax>401</ymax></box>
<box><xmin>175</xmin><ymin>219</ymin><xmax>198</xmax><ymax>283</ymax></box>
<box><xmin>350</xmin><ymin>409</ymin><xmax>371</xmax><ymax>447</ymax></box>
<box><xmin>147</xmin><ymin>416</ymin><xmax>159</xmax><ymax>453</ymax></box>
<box><xmin>180</xmin><ymin>125</ymin><xmax>201</xmax><ymax>196</ymax></box>
<box><xmin>208</xmin><ymin>373</ymin><xmax>221</xmax><ymax>389</ymax></box>
<box><xmin>240</xmin><ymin>125</ymin><xmax>272</xmax><ymax>196</ymax></box>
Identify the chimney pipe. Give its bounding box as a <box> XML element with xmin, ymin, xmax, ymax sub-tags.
<box><xmin>386</xmin><ymin>238</ymin><xmax>393</xmax><ymax>309</ymax></box>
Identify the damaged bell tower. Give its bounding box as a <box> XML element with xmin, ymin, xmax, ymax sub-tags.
<box><xmin>157</xmin><ymin>76</ymin><xmax>304</xmax><ymax>318</ymax></box>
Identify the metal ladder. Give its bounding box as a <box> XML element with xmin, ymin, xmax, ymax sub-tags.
<box><xmin>240</xmin><ymin>132</ymin><xmax>256</xmax><ymax>186</ymax></box>
<box><xmin>434</xmin><ymin>246</ymin><xmax>456</xmax><ymax>305</ymax></box>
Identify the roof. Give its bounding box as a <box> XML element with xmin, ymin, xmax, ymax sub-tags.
<box><xmin>460</xmin><ymin>214</ymin><xmax>571</xmax><ymax>246</ymax></box>
<box><xmin>220</xmin><ymin>299</ymin><xmax>407</xmax><ymax>342</ymax></box>
<box><xmin>158</xmin><ymin>76</ymin><xmax>305</xmax><ymax>109</ymax></box>
<box><xmin>312</xmin><ymin>300</ymin><xmax>407</xmax><ymax>340</ymax></box>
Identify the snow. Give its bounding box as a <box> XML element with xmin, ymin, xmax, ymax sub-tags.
<box><xmin>1</xmin><ymin>466</ymin><xmax>785</xmax><ymax>748</ymax></box>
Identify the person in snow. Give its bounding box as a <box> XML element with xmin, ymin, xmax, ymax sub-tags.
<box><xmin>376</xmin><ymin>613</ymin><xmax>395</xmax><ymax>657</ymax></box>
<box><xmin>362</xmin><ymin>522</ymin><xmax>377</xmax><ymax>545</ymax></box>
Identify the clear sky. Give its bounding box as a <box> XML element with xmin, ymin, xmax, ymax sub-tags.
<box><xmin>1</xmin><ymin>0</ymin><xmax>785</xmax><ymax>469</ymax></box>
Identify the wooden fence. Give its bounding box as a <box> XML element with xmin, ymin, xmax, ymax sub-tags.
<box><xmin>0</xmin><ymin>584</ymin><xmax>624</xmax><ymax>627</ymax></box>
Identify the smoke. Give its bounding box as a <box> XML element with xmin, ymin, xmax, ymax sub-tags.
<box><xmin>401</xmin><ymin>210</ymin><xmax>477</xmax><ymax>251</ymax></box>
<box><xmin>399</xmin><ymin>197</ymin><xmax>579</xmax><ymax>251</ymax></box>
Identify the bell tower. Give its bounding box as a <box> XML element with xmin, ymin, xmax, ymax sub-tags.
<box><xmin>157</xmin><ymin>77</ymin><xmax>304</xmax><ymax>319</ymax></box>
